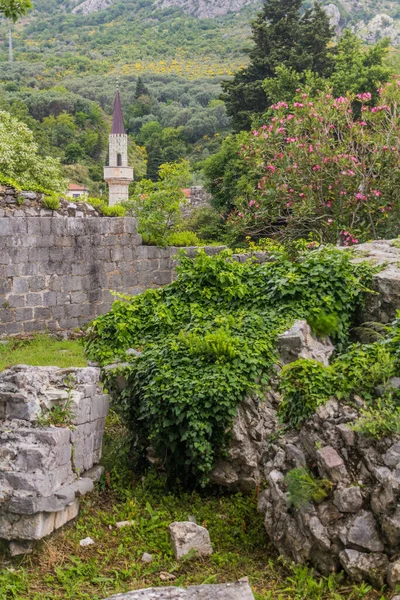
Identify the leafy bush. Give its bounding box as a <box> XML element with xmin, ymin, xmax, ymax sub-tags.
<box><xmin>86</xmin><ymin>247</ymin><xmax>374</xmax><ymax>485</ymax></box>
<box><xmin>278</xmin><ymin>359</ymin><xmax>333</xmax><ymax>428</ymax></box>
<box><xmin>180</xmin><ymin>206</ymin><xmax>226</xmax><ymax>243</ymax></box>
<box><xmin>166</xmin><ymin>231</ymin><xmax>202</xmax><ymax>247</ymax></box>
<box><xmin>285</xmin><ymin>468</ymin><xmax>331</xmax><ymax>508</ymax></box>
<box><xmin>279</xmin><ymin>339</ymin><xmax>399</xmax><ymax>430</ymax></box>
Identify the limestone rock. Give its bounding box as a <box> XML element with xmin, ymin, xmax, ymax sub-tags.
<box><xmin>339</xmin><ymin>549</ymin><xmax>389</xmax><ymax>587</ymax></box>
<box><xmin>317</xmin><ymin>446</ymin><xmax>348</xmax><ymax>482</ymax></box>
<box><xmin>210</xmin><ymin>393</ymin><xmax>278</xmax><ymax>491</ymax></box>
<box><xmin>101</xmin><ymin>581</ymin><xmax>255</xmax><ymax>598</ymax></box>
<box><xmin>156</xmin><ymin>0</ymin><xmax>255</xmax><ymax>18</ymax></box>
<box><xmin>141</xmin><ymin>552</ymin><xmax>153</xmax><ymax>563</ymax></box>
<box><xmin>168</xmin><ymin>522</ymin><xmax>213</xmax><ymax>559</ymax></box>
<box><xmin>388</xmin><ymin>559</ymin><xmax>400</xmax><ymax>589</ymax></box>
<box><xmin>324</xmin><ymin>4</ymin><xmax>341</xmax><ymax>34</ymax></box>
<box><xmin>333</xmin><ymin>487</ymin><xmax>363</xmax><ymax>513</ymax></box>
<box><xmin>9</xmin><ymin>540</ymin><xmax>33</xmax><ymax>556</ymax></box>
<box><xmin>277</xmin><ymin>320</ymin><xmax>333</xmax><ymax>366</ymax></box>
<box><xmin>357</xmin><ymin>14</ymin><xmax>400</xmax><ymax>45</ymax></box>
<box><xmin>80</xmin><ymin>537</ymin><xmax>95</xmax><ymax>547</ymax></box>
<box><xmin>72</xmin><ymin>0</ymin><xmax>113</xmax><ymax>14</ymax></box>
<box><xmin>346</xmin><ymin>511</ymin><xmax>384</xmax><ymax>552</ymax></box>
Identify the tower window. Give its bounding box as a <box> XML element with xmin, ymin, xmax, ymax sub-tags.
<box><xmin>117</xmin><ymin>153</ymin><xmax>122</xmax><ymax>166</ymax></box>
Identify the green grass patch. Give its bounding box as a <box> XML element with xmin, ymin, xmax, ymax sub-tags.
<box><xmin>0</xmin><ymin>335</ymin><xmax>86</xmax><ymax>372</ymax></box>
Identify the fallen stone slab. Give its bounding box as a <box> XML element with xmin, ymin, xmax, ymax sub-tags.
<box><xmin>101</xmin><ymin>581</ymin><xmax>255</xmax><ymax>599</ymax></box>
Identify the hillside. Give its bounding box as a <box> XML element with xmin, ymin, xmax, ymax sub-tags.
<box><xmin>0</xmin><ymin>0</ymin><xmax>399</xmax><ymax>193</ymax></box>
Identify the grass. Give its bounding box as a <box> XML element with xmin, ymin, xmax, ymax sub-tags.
<box><xmin>0</xmin><ymin>339</ymin><xmax>389</xmax><ymax>600</ymax></box>
<box><xmin>0</xmin><ymin>335</ymin><xmax>86</xmax><ymax>372</ymax></box>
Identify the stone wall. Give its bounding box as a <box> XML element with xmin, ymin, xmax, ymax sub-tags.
<box><xmin>0</xmin><ymin>186</ymin><xmax>226</xmax><ymax>337</ymax></box>
<box><xmin>0</xmin><ymin>365</ymin><xmax>108</xmax><ymax>552</ymax></box>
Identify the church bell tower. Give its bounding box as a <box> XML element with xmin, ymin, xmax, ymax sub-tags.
<box><xmin>104</xmin><ymin>90</ymin><xmax>134</xmax><ymax>206</ymax></box>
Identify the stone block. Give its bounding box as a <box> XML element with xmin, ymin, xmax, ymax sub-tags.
<box><xmin>12</xmin><ymin>278</ymin><xmax>29</xmax><ymax>294</ymax></box>
<box><xmin>168</xmin><ymin>522</ymin><xmax>213</xmax><ymax>560</ymax></box>
<box><xmin>333</xmin><ymin>487</ymin><xmax>363</xmax><ymax>513</ymax></box>
<box><xmin>317</xmin><ymin>446</ymin><xmax>348</xmax><ymax>482</ymax></box>
<box><xmin>346</xmin><ymin>511</ymin><xmax>384</xmax><ymax>552</ymax></box>
<box><xmin>7</xmin><ymin>294</ymin><xmax>25</xmax><ymax>308</ymax></box>
<box><xmin>100</xmin><ymin>582</ymin><xmax>255</xmax><ymax>599</ymax></box>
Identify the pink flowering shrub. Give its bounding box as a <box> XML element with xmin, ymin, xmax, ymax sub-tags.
<box><xmin>228</xmin><ymin>79</ymin><xmax>400</xmax><ymax>244</ymax></box>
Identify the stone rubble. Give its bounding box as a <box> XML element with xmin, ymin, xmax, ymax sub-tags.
<box><xmin>168</xmin><ymin>522</ymin><xmax>213</xmax><ymax>559</ymax></box>
<box><xmin>208</xmin><ymin>317</ymin><xmax>400</xmax><ymax>587</ymax></box>
<box><xmin>0</xmin><ymin>365</ymin><xmax>109</xmax><ymax>548</ymax></box>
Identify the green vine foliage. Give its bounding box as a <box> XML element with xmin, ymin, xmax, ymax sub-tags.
<box><xmin>278</xmin><ymin>330</ymin><xmax>400</xmax><ymax>429</ymax></box>
<box><xmin>86</xmin><ymin>247</ymin><xmax>375</xmax><ymax>486</ymax></box>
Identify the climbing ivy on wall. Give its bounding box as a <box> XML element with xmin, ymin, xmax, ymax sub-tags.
<box><xmin>86</xmin><ymin>247</ymin><xmax>375</xmax><ymax>485</ymax></box>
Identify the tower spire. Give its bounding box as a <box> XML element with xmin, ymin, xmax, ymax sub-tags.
<box><xmin>111</xmin><ymin>89</ymin><xmax>125</xmax><ymax>135</ymax></box>
<box><xmin>104</xmin><ymin>84</ymin><xmax>133</xmax><ymax>206</ymax></box>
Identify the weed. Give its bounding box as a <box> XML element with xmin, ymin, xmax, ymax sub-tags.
<box><xmin>284</xmin><ymin>468</ymin><xmax>332</xmax><ymax>508</ymax></box>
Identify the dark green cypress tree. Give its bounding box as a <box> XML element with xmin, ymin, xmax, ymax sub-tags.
<box><xmin>221</xmin><ymin>0</ymin><xmax>333</xmax><ymax>132</ymax></box>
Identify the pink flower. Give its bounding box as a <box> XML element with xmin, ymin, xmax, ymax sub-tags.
<box><xmin>372</xmin><ymin>190</ymin><xmax>382</xmax><ymax>197</ymax></box>
<box><xmin>253</xmin><ymin>130</ymin><xmax>259</xmax><ymax>137</ymax></box>
<box><xmin>327</xmin><ymin>218</ymin><xmax>333</xmax><ymax>225</ymax></box>
<box><xmin>312</xmin><ymin>165</ymin><xmax>321</xmax><ymax>171</ymax></box>
<box><xmin>267</xmin><ymin>165</ymin><xmax>276</xmax><ymax>172</ymax></box>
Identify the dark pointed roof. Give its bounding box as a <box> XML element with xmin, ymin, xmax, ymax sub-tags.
<box><xmin>111</xmin><ymin>90</ymin><xmax>125</xmax><ymax>135</ymax></box>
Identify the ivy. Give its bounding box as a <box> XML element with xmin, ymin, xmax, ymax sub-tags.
<box><xmin>86</xmin><ymin>247</ymin><xmax>375</xmax><ymax>485</ymax></box>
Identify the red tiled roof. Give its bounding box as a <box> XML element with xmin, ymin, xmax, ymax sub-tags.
<box><xmin>68</xmin><ymin>183</ymin><xmax>88</xmax><ymax>191</ymax></box>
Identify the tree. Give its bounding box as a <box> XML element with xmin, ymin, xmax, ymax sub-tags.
<box><xmin>126</xmin><ymin>160</ymin><xmax>191</xmax><ymax>245</ymax></box>
<box><xmin>0</xmin><ymin>110</ymin><xmax>66</xmax><ymax>191</ymax></box>
<box><xmin>221</xmin><ymin>0</ymin><xmax>333</xmax><ymax>131</ymax></box>
<box><xmin>0</xmin><ymin>0</ymin><xmax>32</xmax><ymax>62</ymax></box>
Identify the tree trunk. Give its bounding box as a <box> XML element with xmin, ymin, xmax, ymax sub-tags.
<box><xmin>8</xmin><ymin>25</ymin><xmax>13</xmax><ymax>63</ymax></box>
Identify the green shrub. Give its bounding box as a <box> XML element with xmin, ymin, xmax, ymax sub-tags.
<box><xmin>278</xmin><ymin>359</ymin><xmax>333</xmax><ymax>428</ymax></box>
<box><xmin>308</xmin><ymin>312</ymin><xmax>340</xmax><ymax>338</ymax></box>
<box><xmin>285</xmin><ymin>468</ymin><xmax>331</xmax><ymax>508</ymax></box>
<box><xmin>86</xmin><ymin>247</ymin><xmax>375</xmax><ymax>485</ymax></box>
<box><xmin>353</xmin><ymin>395</ymin><xmax>400</xmax><ymax>438</ymax></box>
<box><xmin>42</xmin><ymin>194</ymin><xmax>61</xmax><ymax>210</ymax></box>
<box><xmin>87</xmin><ymin>196</ymin><xmax>126</xmax><ymax>217</ymax></box>
<box><xmin>166</xmin><ymin>230</ymin><xmax>202</xmax><ymax>247</ymax></box>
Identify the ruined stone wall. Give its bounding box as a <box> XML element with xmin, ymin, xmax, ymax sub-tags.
<box><xmin>0</xmin><ymin>186</ymin><xmax>226</xmax><ymax>337</ymax></box>
<box><xmin>0</xmin><ymin>365</ymin><xmax>108</xmax><ymax>550</ymax></box>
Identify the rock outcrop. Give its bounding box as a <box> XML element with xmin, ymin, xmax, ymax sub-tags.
<box><xmin>0</xmin><ymin>366</ymin><xmax>108</xmax><ymax>548</ymax></box>
<box><xmin>72</xmin><ymin>0</ymin><xmax>113</xmax><ymax>15</ymax></box>
<box><xmin>156</xmin><ymin>0</ymin><xmax>256</xmax><ymax>18</ymax></box>
<box><xmin>350</xmin><ymin>239</ymin><xmax>400</xmax><ymax>323</ymax></box>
